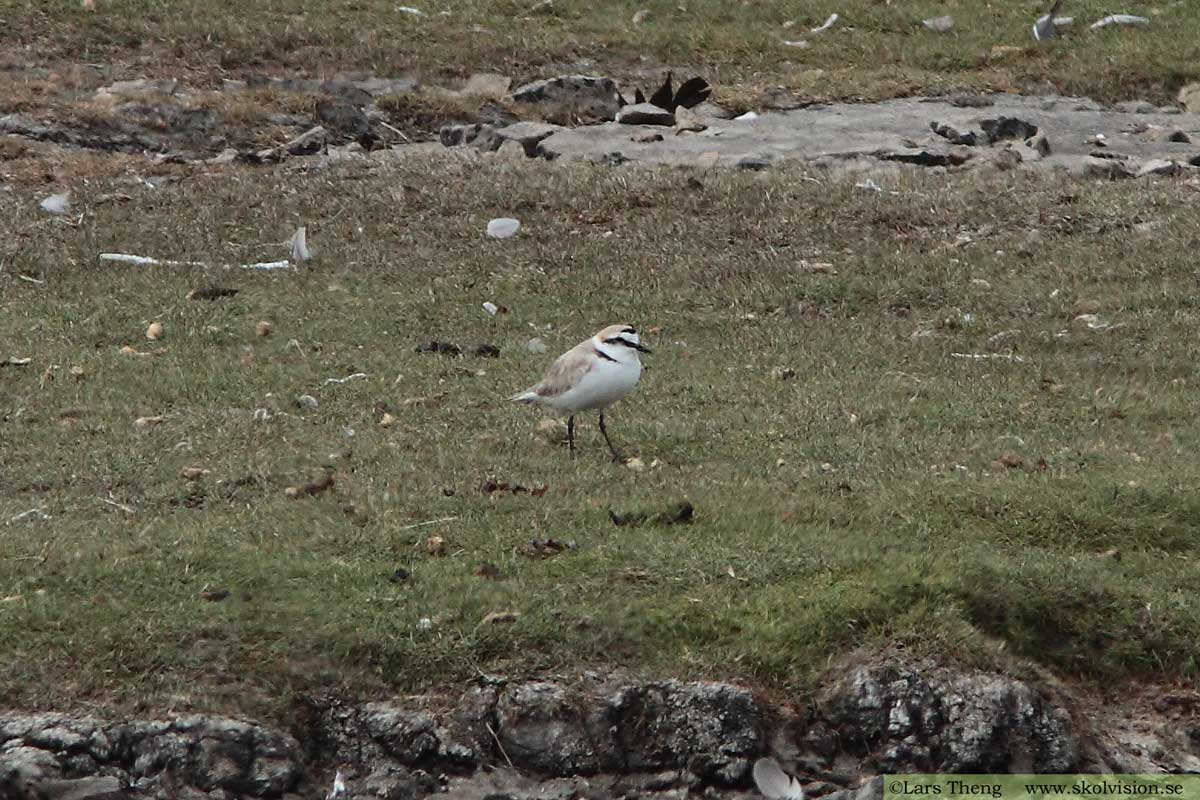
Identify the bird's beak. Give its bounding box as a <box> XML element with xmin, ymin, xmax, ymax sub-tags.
<box><xmin>632</xmin><ymin>342</ymin><xmax>653</xmax><ymax>354</ymax></box>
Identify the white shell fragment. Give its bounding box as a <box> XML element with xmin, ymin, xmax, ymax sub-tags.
<box><xmin>486</xmin><ymin>218</ymin><xmax>521</xmax><ymax>239</ymax></box>
<box><xmin>40</xmin><ymin>193</ymin><xmax>71</xmax><ymax>215</ymax></box>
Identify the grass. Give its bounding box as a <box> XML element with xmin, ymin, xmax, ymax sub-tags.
<box><xmin>2</xmin><ymin>153</ymin><xmax>1199</xmax><ymax>718</ymax></box>
<box><xmin>0</xmin><ymin>0</ymin><xmax>1198</xmax><ymax>104</ymax></box>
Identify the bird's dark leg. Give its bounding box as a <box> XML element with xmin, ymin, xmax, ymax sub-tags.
<box><xmin>567</xmin><ymin>415</ymin><xmax>575</xmax><ymax>454</ymax></box>
<box><xmin>598</xmin><ymin>413</ymin><xmax>623</xmax><ymax>463</ymax></box>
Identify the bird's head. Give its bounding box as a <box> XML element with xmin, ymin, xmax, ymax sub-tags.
<box><xmin>594</xmin><ymin>324</ymin><xmax>652</xmax><ymax>361</ymax></box>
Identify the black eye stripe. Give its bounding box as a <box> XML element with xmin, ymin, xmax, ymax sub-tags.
<box><xmin>605</xmin><ymin>337</ymin><xmax>637</xmax><ymax>346</ymax></box>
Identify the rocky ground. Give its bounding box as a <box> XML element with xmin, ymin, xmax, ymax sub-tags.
<box><xmin>2</xmin><ymin>65</ymin><xmax>1199</xmax><ymax>190</ymax></box>
<box><xmin>3</xmin><ymin>664</ymin><xmax>1198</xmax><ymax>799</ymax></box>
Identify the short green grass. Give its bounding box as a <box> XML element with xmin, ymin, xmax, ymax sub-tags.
<box><xmin>1</xmin><ymin>0</ymin><xmax>1197</xmax><ymax>104</ymax></box>
<box><xmin>2</xmin><ymin>155</ymin><xmax>1199</xmax><ymax>716</ymax></box>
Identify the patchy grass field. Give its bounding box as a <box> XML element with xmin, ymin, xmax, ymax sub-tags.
<box><xmin>2</xmin><ymin>154</ymin><xmax>1199</xmax><ymax>717</ymax></box>
<box><xmin>1</xmin><ymin>0</ymin><xmax>1198</xmax><ymax>104</ymax></box>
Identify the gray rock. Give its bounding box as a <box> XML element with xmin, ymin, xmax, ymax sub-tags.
<box><xmin>533</xmin><ymin>93</ymin><xmax>1200</xmax><ymax>172</ymax></box>
<box><xmin>496</xmin><ymin>682</ymin><xmax>605</xmax><ymax>774</ymax></box>
<box><xmin>1180</xmin><ymin>82</ymin><xmax>1200</xmax><ymax>113</ymax></box>
<box><xmin>981</xmin><ymin>116</ymin><xmax>1039</xmax><ymax>143</ymax></box>
<box><xmin>495</xmin><ymin>139</ymin><xmax>527</xmax><ymax>160</ymax></box>
<box><xmin>460</xmin><ymin>73</ymin><xmax>512</xmax><ymax>98</ymax></box>
<box><xmin>820</xmin><ymin>663</ymin><xmax>1078</xmax><ymax>772</ymax></box>
<box><xmin>495</xmin><ymin>122</ymin><xmax>563</xmax><ymax>156</ymax></box>
<box><xmin>1113</xmin><ymin>100</ymin><xmax>1157</xmax><ymax>114</ymax></box>
<box><xmin>265</xmin><ymin>77</ymin><xmax>322</xmax><ymax>93</ymax></box>
<box><xmin>1025</xmin><ymin>131</ymin><xmax>1051</xmax><ymax>156</ymax></box>
<box><xmin>315</xmin><ymin>97</ymin><xmax>369</xmax><ymax>138</ymax></box>
<box><xmin>735</xmin><ymin>155</ymin><xmax>772</xmax><ymax>171</ymax></box>
<box><xmin>922</xmin><ymin>15</ymin><xmax>954</xmax><ymax>32</ymax></box>
<box><xmin>286</xmin><ymin>126</ymin><xmax>328</xmax><ymax>156</ymax></box>
<box><xmin>359</xmin><ymin>704</ymin><xmax>441</xmax><ymax>764</ymax></box>
<box><xmin>439</xmin><ymin>122</ymin><xmax>501</xmax><ymax>150</ymax></box>
<box><xmin>320</xmin><ymin>81</ymin><xmax>374</xmax><ymax>107</ymax></box>
<box><xmin>930</xmin><ymin>121</ymin><xmax>976</xmax><ymax>145</ymax></box>
<box><xmin>354</xmin><ymin>763</ymin><xmax>439</xmax><ymax>799</ymax></box>
<box><xmin>97</xmin><ymin>78</ymin><xmax>178</xmax><ymax>98</ymax></box>
<box><xmin>511</xmin><ymin>75</ymin><xmax>621</xmax><ymax>121</ymax></box>
<box><xmin>36</xmin><ymin>776</ymin><xmax>123</xmax><ymax>800</ymax></box>
<box><xmin>882</xmin><ymin>149</ymin><xmax>954</xmax><ymax>167</ymax></box>
<box><xmin>617</xmin><ymin>103</ymin><xmax>676</xmax><ymax>126</ymax></box>
<box><xmin>117</xmin><ymin>103</ymin><xmax>217</xmax><ymax>143</ymax></box>
<box><xmin>491</xmin><ymin>679</ymin><xmax>764</xmax><ymax>783</ymax></box>
<box><xmin>1</xmin><ymin>744</ymin><xmax>63</xmax><ymax>784</ymax></box>
<box><xmin>945</xmin><ymin>93</ymin><xmax>995</xmax><ymax>108</ymax></box>
<box><xmin>691</xmin><ymin>101</ymin><xmax>734</xmax><ymax>119</ymax></box>
<box><xmin>206</xmin><ymin>147</ymin><xmax>239</xmax><ymax>165</ymax></box>
<box><xmin>1137</xmin><ymin>159</ymin><xmax>1183</xmax><ymax>177</ymax></box>
<box><xmin>609</xmin><ymin>681</ymin><xmax>763</xmax><ymax>783</ymax></box>
<box><xmin>339</xmin><ymin>75</ymin><xmax>419</xmax><ymax>97</ymax></box>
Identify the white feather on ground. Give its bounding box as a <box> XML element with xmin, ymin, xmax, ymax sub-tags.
<box><xmin>1090</xmin><ymin>14</ymin><xmax>1148</xmax><ymax>29</ymax></box>
<box><xmin>810</xmin><ymin>12</ymin><xmax>838</xmax><ymax>33</ymax></box>
<box><xmin>39</xmin><ymin>192</ymin><xmax>71</xmax><ymax>215</ymax></box>
<box><xmin>753</xmin><ymin>757</ymin><xmax>805</xmax><ymax>800</ymax></box>
<box><xmin>288</xmin><ymin>226</ymin><xmax>311</xmax><ymax>261</ymax></box>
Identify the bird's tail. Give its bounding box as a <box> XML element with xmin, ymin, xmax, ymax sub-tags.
<box><xmin>511</xmin><ymin>389</ymin><xmax>539</xmax><ymax>403</ymax></box>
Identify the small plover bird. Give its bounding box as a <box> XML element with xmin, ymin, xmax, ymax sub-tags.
<box><xmin>512</xmin><ymin>324</ymin><xmax>651</xmax><ymax>461</ymax></box>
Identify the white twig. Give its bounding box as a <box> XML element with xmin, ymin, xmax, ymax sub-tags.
<box><xmin>378</xmin><ymin>120</ymin><xmax>411</xmax><ymax>142</ymax></box>
<box><xmin>7</xmin><ymin>508</ymin><xmax>50</xmax><ymax>525</ymax></box>
<box><xmin>397</xmin><ymin>516</ymin><xmax>459</xmax><ymax>531</ymax></box>
<box><xmin>323</xmin><ymin>372</ymin><xmax>368</xmax><ymax>385</ymax></box>
<box><xmin>100</xmin><ymin>496</ymin><xmax>135</xmax><ymax>514</ymax></box>
<box><xmin>485</xmin><ymin>722</ymin><xmax>515</xmax><ymax>770</ymax></box>
<box><xmin>951</xmin><ymin>352</ymin><xmax>1027</xmax><ymax>362</ymax></box>
<box><xmin>17</xmin><ymin>274</ymin><xmax>44</xmax><ymax>284</ymax></box>
<box><xmin>99</xmin><ymin>253</ymin><xmax>292</xmax><ymax>271</ymax></box>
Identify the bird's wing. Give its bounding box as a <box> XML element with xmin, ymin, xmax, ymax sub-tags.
<box><xmin>533</xmin><ymin>343</ymin><xmax>595</xmax><ymax>398</ymax></box>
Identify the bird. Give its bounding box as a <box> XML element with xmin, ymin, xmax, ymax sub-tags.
<box><xmin>1033</xmin><ymin>0</ymin><xmax>1064</xmax><ymax>40</ymax></box>
<box><xmin>511</xmin><ymin>324</ymin><xmax>651</xmax><ymax>462</ymax></box>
